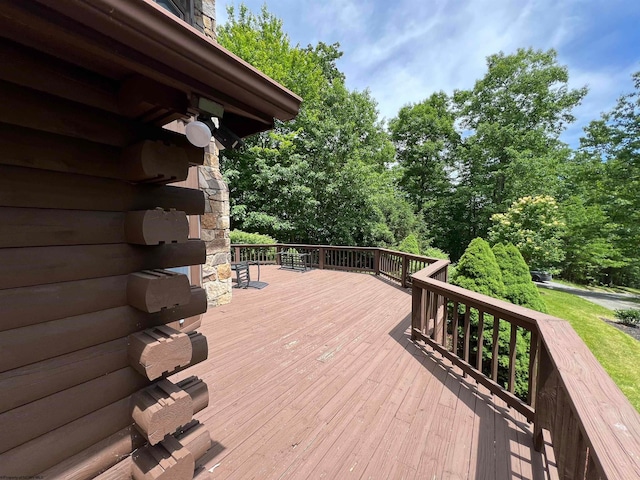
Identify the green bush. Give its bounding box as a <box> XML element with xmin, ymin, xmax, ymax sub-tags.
<box><xmin>451</xmin><ymin>238</ymin><xmax>532</xmax><ymax>398</ymax></box>
<box><xmin>397</xmin><ymin>234</ymin><xmax>421</xmax><ymax>255</ymax></box>
<box><xmin>451</xmin><ymin>238</ymin><xmax>504</xmax><ymax>298</ymax></box>
<box><xmin>615</xmin><ymin>309</ymin><xmax>640</xmax><ymax>327</ymax></box>
<box><xmin>422</xmin><ymin>246</ymin><xmax>449</xmax><ymax>260</ymax></box>
<box><xmin>493</xmin><ymin>243</ymin><xmax>547</xmax><ymax>312</ymax></box>
<box><xmin>230</xmin><ymin>230</ymin><xmax>276</xmax><ymax>245</ymax></box>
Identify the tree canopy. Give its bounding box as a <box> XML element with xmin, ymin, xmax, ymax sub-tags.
<box><xmin>216</xmin><ymin>4</ymin><xmax>640</xmax><ymax>287</ymax></box>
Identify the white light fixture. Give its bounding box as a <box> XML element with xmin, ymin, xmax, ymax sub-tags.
<box><xmin>185</xmin><ymin>120</ymin><xmax>212</xmax><ymax>148</ymax></box>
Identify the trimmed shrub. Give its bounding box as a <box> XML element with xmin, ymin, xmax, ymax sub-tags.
<box><xmin>452</xmin><ymin>238</ymin><xmax>533</xmax><ymax>398</ymax></box>
<box><xmin>615</xmin><ymin>309</ymin><xmax>640</xmax><ymax>327</ymax></box>
<box><xmin>493</xmin><ymin>243</ymin><xmax>547</xmax><ymax>313</ymax></box>
<box><xmin>451</xmin><ymin>238</ymin><xmax>504</xmax><ymax>298</ymax></box>
<box><xmin>422</xmin><ymin>246</ymin><xmax>449</xmax><ymax>260</ymax></box>
<box><xmin>397</xmin><ymin>234</ymin><xmax>421</xmax><ymax>255</ymax></box>
<box><xmin>230</xmin><ymin>230</ymin><xmax>276</xmax><ymax>245</ymax></box>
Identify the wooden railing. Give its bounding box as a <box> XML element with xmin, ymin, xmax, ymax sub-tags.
<box><xmin>232</xmin><ymin>244</ymin><xmax>441</xmax><ymax>287</ymax></box>
<box><xmin>231</xmin><ymin>242</ymin><xmax>640</xmax><ymax>479</ymax></box>
<box><xmin>411</xmin><ymin>263</ymin><xmax>640</xmax><ymax>480</ymax></box>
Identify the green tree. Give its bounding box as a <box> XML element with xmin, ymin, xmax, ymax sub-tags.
<box><xmin>580</xmin><ymin>71</ymin><xmax>640</xmax><ymax>286</ymax></box>
<box><xmin>397</xmin><ymin>234</ymin><xmax>420</xmax><ymax>255</ymax></box>
<box><xmin>492</xmin><ymin>243</ymin><xmax>546</xmax><ymax>312</ymax></box>
<box><xmin>389</xmin><ymin>93</ymin><xmax>459</xmax><ymax>247</ymax></box>
<box><xmin>218</xmin><ymin>5</ymin><xmax>405</xmax><ymax>246</ymax></box>
<box><xmin>450</xmin><ymin>48</ymin><xmax>586</xmax><ymax>258</ymax></box>
<box><xmin>488</xmin><ymin>195</ymin><xmax>565</xmax><ymax>270</ymax></box>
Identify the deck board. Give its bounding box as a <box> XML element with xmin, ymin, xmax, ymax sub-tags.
<box><xmin>171</xmin><ymin>266</ymin><xmax>547</xmax><ymax>479</ymax></box>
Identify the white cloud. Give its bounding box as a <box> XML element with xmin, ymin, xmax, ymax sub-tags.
<box><xmin>217</xmin><ymin>0</ymin><xmax>640</xmax><ymax>146</ymax></box>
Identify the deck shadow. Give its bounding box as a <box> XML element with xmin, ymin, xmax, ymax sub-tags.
<box><xmin>389</xmin><ymin>315</ymin><xmax>548</xmax><ymax>479</ymax></box>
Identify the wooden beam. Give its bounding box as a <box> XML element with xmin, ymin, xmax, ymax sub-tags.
<box><xmin>132</xmin><ymin>435</ymin><xmax>194</xmax><ymax>480</ymax></box>
<box><xmin>0</xmin><ymin>122</ymin><xmax>202</xmax><ymax>181</ymax></box>
<box><xmin>0</xmin><ymin>207</ymin><xmax>190</xmax><ymax>248</ymax></box>
<box><xmin>125</xmin><ymin>210</ymin><xmax>189</xmax><ymax>246</ymax></box>
<box><xmin>127</xmin><ymin>270</ymin><xmax>191</xmax><ymax>312</ymax></box>
<box><xmin>132</xmin><ymin>380</ymin><xmax>194</xmax><ymax>445</ymax></box>
<box><xmin>0</xmin><ymin>286</ymin><xmax>207</xmax><ymax>373</ymax></box>
<box><xmin>0</xmin><ymin>275</ymin><xmax>128</xmax><ymax>331</ymax></box>
<box><xmin>0</xmin><ymin>368</ymin><xmax>147</xmax><ymax>454</ymax></box>
<box><xmin>0</xmin><ymin>331</ymin><xmax>208</xmax><ymax>414</ymax></box>
<box><xmin>39</xmin><ymin>425</ymin><xmax>146</xmax><ymax>480</ymax></box>
<box><xmin>94</xmin><ymin>420</ymin><xmax>211</xmax><ymax>480</ymax></box>
<box><xmin>0</xmin><ymin>165</ymin><xmax>205</xmax><ymax>214</ymax></box>
<box><xmin>0</xmin><ymin>240</ymin><xmax>205</xmax><ymax>290</ymax></box>
<box><xmin>118</xmin><ymin>74</ymin><xmax>189</xmax><ymax>123</ymax></box>
<box><xmin>0</xmin><ymin>397</ymin><xmax>132</xmax><ymax>476</ymax></box>
<box><xmin>0</xmin><ymin>372</ymin><xmax>210</xmax><ymax>476</ymax></box>
<box><xmin>120</xmin><ymin>140</ymin><xmax>190</xmax><ymax>183</ymax></box>
<box><xmin>129</xmin><ymin>326</ymin><xmax>192</xmax><ymax>380</ymax></box>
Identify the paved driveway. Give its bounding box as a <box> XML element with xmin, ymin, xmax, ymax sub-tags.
<box><xmin>538</xmin><ymin>281</ymin><xmax>640</xmax><ymax>311</ymax></box>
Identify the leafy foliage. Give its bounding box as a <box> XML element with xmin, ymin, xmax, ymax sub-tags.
<box><xmin>218</xmin><ymin>6</ymin><xmax>419</xmax><ymax>247</ymax></box>
<box><xmin>492</xmin><ymin>243</ymin><xmax>546</xmax><ymax>312</ymax></box>
<box><xmin>615</xmin><ymin>309</ymin><xmax>640</xmax><ymax>327</ymax></box>
<box><xmin>488</xmin><ymin>196</ymin><xmax>565</xmax><ymax>270</ymax></box>
<box><xmin>451</xmin><ymin>238</ymin><xmax>504</xmax><ymax>298</ymax></box>
<box><xmin>230</xmin><ymin>230</ymin><xmax>276</xmax><ymax>244</ymax></box>
<box><xmin>397</xmin><ymin>234</ymin><xmax>420</xmax><ymax>255</ymax></box>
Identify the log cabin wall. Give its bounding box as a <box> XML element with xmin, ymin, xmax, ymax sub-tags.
<box><xmin>0</xmin><ymin>38</ymin><xmax>212</xmax><ymax>479</ymax></box>
<box><xmin>0</xmin><ymin>1</ymin><xmax>301</xmax><ymax>477</ymax></box>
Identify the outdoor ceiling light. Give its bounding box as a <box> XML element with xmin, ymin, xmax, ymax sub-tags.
<box><xmin>185</xmin><ymin>115</ymin><xmax>244</xmax><ymax>150</ymax></box>
<box><xmin>185</xmin><ymin>119</ymin><xmax>212</xmax><ymax>148</ymax></box>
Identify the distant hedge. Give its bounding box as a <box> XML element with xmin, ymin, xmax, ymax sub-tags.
<box><xmin>230</xmin><ymin>230</ymin><xmax>276</xmax><ymax>245</ymax></box>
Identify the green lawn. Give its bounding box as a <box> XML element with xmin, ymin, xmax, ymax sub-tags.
<box><xmin>538</xmin><ymin>287</ymin><xmax>640</xmax><ymax>412</ymax></box>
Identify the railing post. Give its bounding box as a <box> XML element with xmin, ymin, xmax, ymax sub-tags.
<box><xmin>411</xmin><ymin>284</ymin><xmax>421</xmax><ymax>340</ymax></box>
<box><xmin>319</xmin><ymin>247</ymin><xmax>325</xmax><ymax>269</ymax></box>
<box><xmin>374</xmin><ymin>249</ymin><xmax>380</xmax><ymax>276</ymax></box>
<box><xmin>234</xmin><ymin>246</ymin><xmax>240</xmax><ymax>263</ymax></box>
<box><xmin>401</xmin><ymin>254</ymin><xmax>408</xmax><ymax>288</ymax></box>
<box><xmin>533</xmin><ymin>343</ymin><xmax>554</xmax><ymax>452</ymax></box>
<box><xmin>275</xmin><ymin>245</ymin><xmax>281</xmax><ymax>265</ymax></box>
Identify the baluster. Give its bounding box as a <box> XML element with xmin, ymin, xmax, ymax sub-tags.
<box><xmin>463</xmin><ymin>305</ymin><xmax>471</xmax><ymax>371</ymax></box>
<box><xmin>528</xmin><ymin>329</ymin><xmax>539</xmax><ymax>407</ymax></box>
<box><xmin>477</xmin><ymin>311</ymin><xmax>484</xmax><ymax>372</ymax></box>
<box><xmin>441</xmin><ymin>296</ymin><xmax>448</xmax><ymax>347</ymax></box>
<box><xmin>452</xmin><ymin>302</ymin><xmax>459</xmax><ymax>356</ymax></box>
<box><xmin>411</xmin><ymin>284</ymin><xmax>421</xmax><ymax>340</ymax></box>
<box><xmin>492</xmin><ymin>317</ymin><xmax>500</xmax><ymax>382</ymax></box>
<box><xmin>508</xmin><ymin>324</ymin><xmax>517</xmax><ymax>393</ymax></box>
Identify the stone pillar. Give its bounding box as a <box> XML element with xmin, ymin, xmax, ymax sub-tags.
<box><xmin>193</xmin><ymin>0</ymin><xmax>216</xmax><ymax>40</ymax></box>
<box><xmin>199</xmin><ymin>142</ymin><xmax>232</xmax><ymax>307</ymax></box>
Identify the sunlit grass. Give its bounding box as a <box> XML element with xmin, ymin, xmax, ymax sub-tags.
<box><xmin>538</xmin><ymin>287</ymin><xmax>640</xmax><ymax>412</ymax></box>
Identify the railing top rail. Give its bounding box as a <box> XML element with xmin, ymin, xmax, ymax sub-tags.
<box><xmin>537</xmin><ymin>318</ymin><xmax>640</xmax><ymax>477</ymax></box>
<box><xmin>232</xmin><ymin>244</ymin><xmax>446</xmax><ymax>265</ymax></box>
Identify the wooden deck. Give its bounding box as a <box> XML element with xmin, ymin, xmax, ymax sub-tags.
<box><xmin>171</xmin><ymin>266</ymin><xmax>549</xmax><ymax>479</ymax></box>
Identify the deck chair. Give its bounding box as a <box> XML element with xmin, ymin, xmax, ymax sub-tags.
<box><xmin>233</xmin><ymin>261</ymin><xmax>251</xmax><ymax>288</ymax></box>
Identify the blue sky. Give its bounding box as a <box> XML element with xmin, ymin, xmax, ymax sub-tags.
<box><xmin>217</xmin><ymin>0</ymin><xmax>640</xmax><ymax>147</ymax></box>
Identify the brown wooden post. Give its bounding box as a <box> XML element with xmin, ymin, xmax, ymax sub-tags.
<box><xmin>534</xmin><ymin>344</ymin><xmax>555</xmax><ymax>452</ymax></box>
<box><xmin>401</xmin><ymin>254</ymin><xmax>408</xmax><ymax>288</ymax></box>
<box><xmin>411</xmin><ymin>284</ymin><xmax>421</xmax><ymax>340</ymax></box>
<box><xmin>234</xmin><ymin>246</ymin><xmax>241</xmax><ymax>264</ymax></box>
<box><xmin>374</xmin><ymin>249</ymin><xmax>380</xmax><ymax>276</ymax></box>
<box><xmin>319</xmin><ymin>247</ymin><xmax>325</xmax><ymax>269</ymax></box>
<box><xmin>275</xmin><ymin>245</ymin><xmax>282</xmax><ymax>265</ymax></box>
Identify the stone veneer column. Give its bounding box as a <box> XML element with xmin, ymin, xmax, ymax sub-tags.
<box><xmin>199</xmin><ymin>142</ymin><xmax>232</xmax><ymax>306</ymax></box>
<box><xmin>193</xmin><ymin>0</ymin><xmax>216</xmax><ymax>40</ymax></box>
